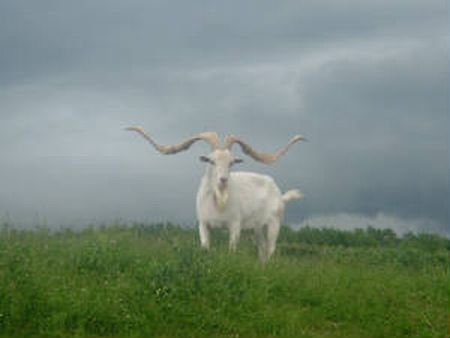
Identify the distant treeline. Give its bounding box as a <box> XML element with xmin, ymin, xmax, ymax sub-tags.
<box><xmin>279</xmin><ymin>226</ymin><xmax>450</xmax><ymax>251</ymax></box>
<box><xmin>2</xmin><ymin>222</ymin><xmax>449</xmax><ymax>252</ymax></box>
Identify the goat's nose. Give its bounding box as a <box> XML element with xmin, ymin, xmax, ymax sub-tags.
<box><xmin>220</xmin><ymin>177</ymin><xmax>228</xmax><ymax>184</ymax></box>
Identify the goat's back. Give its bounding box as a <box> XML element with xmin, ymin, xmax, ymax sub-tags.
<box><xmin>228</xmin><ymin>171</ymin><xmax>283</xmax><ymax>227</ymax></box>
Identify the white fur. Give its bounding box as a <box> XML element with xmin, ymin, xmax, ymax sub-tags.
<box><xmin>196</xmin><ymin>153</ymin><xmax>302</xmax><ymax>261</ymax></box>
<box><xmin>125</xmin><ymin>127</ymin><xmax>304</xmax><ymax>261</ymax></box>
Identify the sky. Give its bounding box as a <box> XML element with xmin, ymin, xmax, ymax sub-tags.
<box><xmin>0</xmin><ymin>1</ymin><xmax>448</xmax><ymax>235</ymax></box>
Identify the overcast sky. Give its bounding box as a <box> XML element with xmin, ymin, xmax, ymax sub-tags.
<box><xmin>0</xmin><ymin>1</ymin><xmax>448</xmax><ymax>235</ymax></box>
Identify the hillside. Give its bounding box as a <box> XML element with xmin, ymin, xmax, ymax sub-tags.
<box><xmin>0</xmin><ymin>223</ymin><xmax>448</xmax><ymax>338</ymax></box>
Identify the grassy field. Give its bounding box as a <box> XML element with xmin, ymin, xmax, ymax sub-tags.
<box><xmin>0</xmin><ymin>223</ymin><xmax>448</xmax><ymax>338</ymax></box>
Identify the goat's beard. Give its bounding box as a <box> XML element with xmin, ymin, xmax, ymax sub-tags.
<box><xmin>214</xmin><ymin>187</ymin><xmax>229</xmax><ymax>212</ymax></box>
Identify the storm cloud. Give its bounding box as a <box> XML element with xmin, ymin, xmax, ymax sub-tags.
<box><xmin>0</xmin><ymin>1</ymin><xmax>448</xmax><ymax>235</ymax></box>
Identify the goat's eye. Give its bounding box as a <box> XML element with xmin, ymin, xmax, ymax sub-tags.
<box><xmin>231</xmin><ymin>158</ymin><xmax>244</xmax><ymax>166</ymax></box>
<box><xmin>200</xmin><ymin>156</ymin><xmax>215</xmax><ymax>165</ymax></box>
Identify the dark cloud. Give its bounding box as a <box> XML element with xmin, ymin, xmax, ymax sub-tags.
<box><xmin>0</xmin><ymin>1</ymin><xmax>446</xmax><ymax>84</ymax></box>
<box><xmin>0</xmin><ymin>1</ymin><xmax>448</xmax><ymax>235</ymax></box>
<box><xmin>292</xmin><ymin>38</ymin><xmax>449</xmax><ymax>225</ymax></box>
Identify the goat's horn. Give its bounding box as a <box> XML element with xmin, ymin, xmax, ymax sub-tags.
<box><xmin>224</xmin><ymin>134</ymin><xmax>306</xmax><ymax>164</ymax></box>
<box><xmin>125</xmin><ymin>126</ymin><xmax>221</xmax><ymax>154</ymax></box>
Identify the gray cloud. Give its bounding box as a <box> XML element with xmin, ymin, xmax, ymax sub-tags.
<box><xmin>0</xmin><ymin>1</ymin><xmax>448</xmax><ymax>234</ymax></box>
<box><xmin>294</xmin><ymin>38</ymin><xmax>449</xmax><ymax>224</ymax></box>
<box><xmin>0</xmin><ymin>1</ymin><xmax>446</xmax><ymax>84</ymax></box>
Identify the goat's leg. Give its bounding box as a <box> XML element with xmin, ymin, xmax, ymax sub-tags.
<box><xmin>228</xmin><ymin>222</ymin><xmax>241</xmax><ymax>252</ymax></box>
<box><xmin>266</xmin><ymin>219</ymin><xmax>281</xmax><ymax>260</ymax></box>
<box><xmin>255</xmin><ymin>226</ymin><xmax>267</xmax><ymax>262</ymax></box>
<box><xmin>199</xmin><ymin>222</ymin><xmax>210</xmax><ymax>249</ymax></box>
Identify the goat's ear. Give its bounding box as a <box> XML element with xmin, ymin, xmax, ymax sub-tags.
<box><xmin>200</xmin><ymin>155</ymin><xmax>212</xmax><ymax>163</ymax></box>
<box><xmin>233</xmin><ymin>158</ymin><xmax>244</xmax><ymax>165</ymax></box>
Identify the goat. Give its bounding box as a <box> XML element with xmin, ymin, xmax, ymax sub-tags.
<box><xmin>126</xmin><ymin>127</ymin><xmax>305</xmax><ymax>261</ymax></box>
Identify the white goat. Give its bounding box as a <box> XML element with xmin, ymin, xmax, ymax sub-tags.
<box><xmin>126</xmin><ymin>127</ymin><xmax>305</xmax><ymax>261</ymax></box>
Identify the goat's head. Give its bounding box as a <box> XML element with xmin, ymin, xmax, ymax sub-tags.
<box><xmin>125</xmin><ymin>126</ymin><xmax>306</xmax><ymax>209</ymax></box>
<box><xmin>200</xmin><ymin>149</ymin><xmax>243</xmax><ymax>196</ymax></box>
<box><xmin>199</xmin><ymin>148</ymin><xmax>243</xmax><ymax>211</ymax></box>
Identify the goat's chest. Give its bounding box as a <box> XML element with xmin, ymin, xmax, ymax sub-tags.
<box><xmin>196</xmin><ymin>192</ymin><xmax>238</xmax><ymax>227</ymax></box>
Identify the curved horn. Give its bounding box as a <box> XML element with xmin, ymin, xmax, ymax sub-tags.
<box><xmin>125</xmin><ymin>126</ymin><xmax>221</xmax><ymax>154</ymax></box>
<box><xmin>224</xmin><ymin>134</ymin><xmax>306</xmax><ymax>164</ymax></box>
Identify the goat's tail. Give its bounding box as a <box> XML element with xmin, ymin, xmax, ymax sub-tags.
<box><xmin>282</xmin><ymin>189</ymin><xmax>304</xmax><ymax>203</ymax></box>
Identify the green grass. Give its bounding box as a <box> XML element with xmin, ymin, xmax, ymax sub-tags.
<box><xmin>0</xmin><ymin>223</ymin><xmax>448</xmax><ymax>338</ymax></box>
